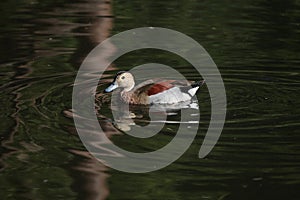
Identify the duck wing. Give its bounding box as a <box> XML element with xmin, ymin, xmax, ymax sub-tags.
<box><xmin>134</xmin><ymin>79</ymin><xmax>190</xmax><ymax>96</ymax></box>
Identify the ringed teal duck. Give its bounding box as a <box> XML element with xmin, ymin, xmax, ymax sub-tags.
<box><xmin>104</xmin><ymin>71</ymin><xmax>205</xmax><ymax>105</ymax></box>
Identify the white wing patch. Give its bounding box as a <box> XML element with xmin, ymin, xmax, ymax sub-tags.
<box><xmin>188</xmin><ymin>87</ymin><xmax>199</xmax><ymax>96</ymax></box>
<box><xmin>149</xmin><ymin>87</ymin><xmax>195</xmax><ymax>104</ymax></box>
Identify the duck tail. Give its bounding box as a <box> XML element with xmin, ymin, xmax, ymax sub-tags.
<box><xmin>191</xmin><ymin>80</ymin><xmax>205</xmax><ymax>88</ymax></box>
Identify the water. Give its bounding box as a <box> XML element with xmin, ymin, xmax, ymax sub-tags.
<box><xmin>1</xmin><ymin>0</ymin><xmax>300</xmax><ymax>199</ymax></box>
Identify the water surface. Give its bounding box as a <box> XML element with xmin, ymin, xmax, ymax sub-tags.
<box><xmin>0</xmin><ymin>0</ymin><xmax>300</xmax><ymax>199</ymax></box>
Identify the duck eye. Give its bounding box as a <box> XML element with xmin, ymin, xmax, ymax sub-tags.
<box><xmin>121</xmin><ymin>76</ymin><xmax>125</xmax><ymax>80</ymax></box>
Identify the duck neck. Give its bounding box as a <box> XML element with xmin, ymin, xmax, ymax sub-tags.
<box><xmin>120</xmin><ymin>89</ymin><xmax>133</xmax><ymax>104</ymax></box>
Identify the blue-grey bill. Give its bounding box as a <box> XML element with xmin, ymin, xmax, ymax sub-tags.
<box><xmin>105</xmin><ymin>83</ymin><xmax>118</xmax><ymax>92</ymax></box>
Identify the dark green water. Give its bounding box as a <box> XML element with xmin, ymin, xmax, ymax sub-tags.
<box><xmin>1</xmin><ymin>0</ymin><xmax>300</xmax><ymax>199</ymax></box>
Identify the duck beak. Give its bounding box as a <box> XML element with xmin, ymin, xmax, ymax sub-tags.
<box><xmin>105</xmin><ymin>82</ymin><xmax>118</xmax><ymax>93</ymax></box>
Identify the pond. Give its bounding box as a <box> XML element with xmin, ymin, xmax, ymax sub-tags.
<box><xmin>0</xmin><ymin>0</ymin><xmax>300</xmax><ymax>199</ymax></box>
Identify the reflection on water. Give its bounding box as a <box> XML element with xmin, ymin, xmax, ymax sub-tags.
<box><xmin>0</xmin><ymin>0</ymin><xmax>300</xmax><ymax>199</ymax></box>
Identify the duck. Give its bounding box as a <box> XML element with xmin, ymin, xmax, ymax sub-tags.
<box><xmin>104</xmin><ymin>71</ymin><xmax>205</xmax><ymax>105</ymax></box>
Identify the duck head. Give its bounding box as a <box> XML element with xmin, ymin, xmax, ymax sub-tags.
<box><xmin>105</xmin><ymin>71</ymin><xmax>135</xmax><ymax>92</ymax></box>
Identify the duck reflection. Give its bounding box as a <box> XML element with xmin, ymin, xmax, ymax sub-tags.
<box><xmin>102</xmin><ymin>93</ymin><xmax>199</xmax><ymax>133</ymax></box>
